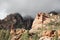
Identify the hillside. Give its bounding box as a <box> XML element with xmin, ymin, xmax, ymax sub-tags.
<box><xmin>0</xmin><ymin>11</ymin><xmax>60</xmax><ymax>40</ymax></box>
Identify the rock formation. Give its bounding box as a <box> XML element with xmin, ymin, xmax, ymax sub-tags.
<box><xmin>39</xmin><ymin>36</ymin><xmax>52</xmax><ymax>40</ymax></box>
<box><xmin>0</xmin><ymin>13</ymin><xmax>33</xmax><ymax>30</ymax></box>
<box><xmin>0</xmin><ymin>13</ymin><xmax>23</xmax><ymax>29</ymax></box>
<box><xmin>10</xmin><ymin>28</ymin><xmax>25</xmax><ymax>40</ymax></box>
<box><xmin>0</xmin><ymin>12</ymin><xmax>60</xmax><ymax>40</ymax></box>
<box><xmin>29</xmin><ymin>12</ymin><xmax>51</xmax><ymax>33</ymax></box>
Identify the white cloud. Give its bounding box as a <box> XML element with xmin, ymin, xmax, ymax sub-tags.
<box><xmin>0</xmin><ymin>2</ymin><xmax>9</xmax><ymax>19</ymax></box>
<box><xmin>0</xmin><ymin>0</ymin><xmax>60</xmax><ymax>19</ymax></box>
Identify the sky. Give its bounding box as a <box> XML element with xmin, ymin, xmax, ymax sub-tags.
<box><xmin>0</xmin><ymin>0</ymin><xmax>60</xmax><ymax>19</ymax></box>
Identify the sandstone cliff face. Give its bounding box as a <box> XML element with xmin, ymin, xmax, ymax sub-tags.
<box><xmin>29</xmin><ymin>12</ymin><xmax>51</xmax><ymax>33</ymax></box>
<box><xmin>10</xmin><ymin>28</ymin><xmax>25</xmax><ymax>40</ymax></box>
<box><xmin>32</xmin><ymin>12</ymin><xmax>50</xmax><ymax>28</ymax></box>
<box><xmin>29</xmin><ymin>12</ymin><xmax>60</xmax><ymax>40</ymax></box>
<box><xmin>29</xmin><ymin>12</ymin><xmax>60</xmax><ymax>37</ymax></box>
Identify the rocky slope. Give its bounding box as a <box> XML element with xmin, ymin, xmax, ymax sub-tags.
<box><xmin>10</xmin><ymin>11</ymin><xmax>60</xmax><ymax>40</ymax></box>
<box><xmin>0</xmin><ymin>11</ymin><xmax>60</xmax><ymax>40</ymax></box>
<box><xmin>0</xmin><ymin>13</ymin><xmax>33</xmax><ymax>30</ymax></box>
<box><xmin>29</xmin><ymin>12</ymin><xmax>60</xmax><ymax>33</ymax></box>
<box><xmin>29</xmin><ymin>12</ymin><xmax>60</xmax><ymax>40</ymax></box>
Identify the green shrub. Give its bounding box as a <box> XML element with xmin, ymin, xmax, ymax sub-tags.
<box><xmin>20</xmin><ymin>30</ymin><xmax>29</xmax><ymax>40</ymax></box>
<box><xmin>0</xmin><ymin>29</ymin><xmax>10</xmax><ymax>40</ymax></box>
<box><xmin>32</xmin><ymin>33</ymin><xmax>39</xmax><ymax>40</ymax></box>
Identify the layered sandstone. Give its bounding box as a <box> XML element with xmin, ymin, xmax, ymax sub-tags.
<box><xmin>29</xmin><ymin>12</ymin><xmax>51</xmax><ymax>33</ymax></box>
<box><xmin>29</xmin><ymin>12</ymin><xmax>60</xmax><ymax>32</ymax></box>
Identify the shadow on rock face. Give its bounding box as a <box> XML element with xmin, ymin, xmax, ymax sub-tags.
<box><xmin>23</xmin><ymin>16</ymin><xmax>34</xmax><ymax>30</ymax></box>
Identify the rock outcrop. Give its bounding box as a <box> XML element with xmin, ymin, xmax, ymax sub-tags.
<box><xmin>29</xmin><ymin>12</ymin><xmax>60</xmax><ymax>38</ymax></box>
<box><xmin>0</xmin><ymin>13</ymin><xmax>34</xmax><ymax>30</ymax></box>
<box><xmin>29</xmin><ymin>12</ymin><xmax>51</xmax><ymax>33</ymax></box>
<box><xmin>0</xmin><ymin>13</ymin><xmax>23</xmax><ymax>29</ymax></box>
<box><xmin>39</xmin><ymin>36</ymin><xmax>52</xmax><ymax>40</ymax></box>
<box><xmin>0</xmin><ymin>12</ymin><xmax>60</xmax><ymax>40</ymax></box>
<box><xmin>10</xmin><ymin>28</ymin><xmax>25</xmax><ymax>40</ymax></box>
